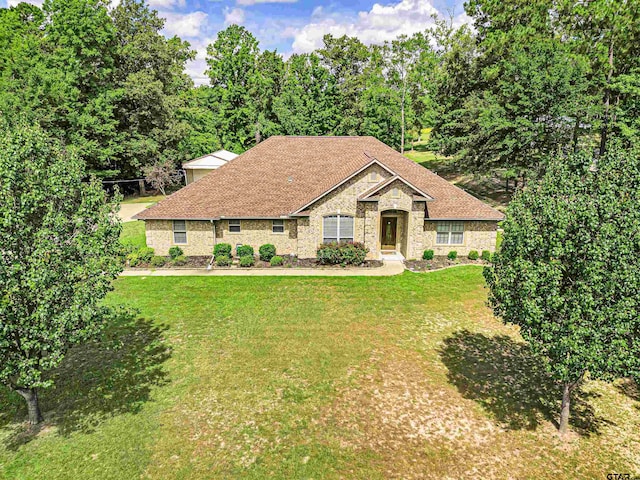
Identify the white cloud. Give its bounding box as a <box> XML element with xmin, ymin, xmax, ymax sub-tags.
<box><xmin>291</xmin><ymin>0</ymin><xmax>459</xmax><ymax>53</ymax></box>
<box><xmin>223</xmin><ymin>7</ymin><xmax>245</xmax><ymax>25</ymax></box>
<box><xmin>161</xmin><ymin>11</ymin><xmax>208</xmax><ymax>38</ymax></box>
<box><xmin>148</xmin><ymin>0</ymin><xmax>186</xmax><ymax>9</ymax></box>
<box><xmin>7</xmin><ymin>0</ymin><xmax>43</xmax><ymax>7</ymax></box>
<box><xmin>237</xmin><ymin>0</ymin><xmax>297</xmax><ymax>5</ymax></box>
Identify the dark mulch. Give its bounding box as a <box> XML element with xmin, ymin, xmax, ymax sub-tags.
<box><xmin>128</xmin><ymin>256</ymin><xmax>384</xmax><ymax>270</ymax></box>
<box><xmin>405</xmin><ymin>256</ymin><xmax>487</xmax><ymax>272</ymax></box>
<box><xmin>128</xmin><ymin>256</ymin><xmax>211</xmax><ymax>269</ymax></box>
<box><xmin>247</xmin><ymin>257</ymin><xmax>383</xmax><ymax>269</ymax></box>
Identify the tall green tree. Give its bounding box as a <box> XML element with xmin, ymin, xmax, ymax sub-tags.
<box><xmin>42</xmin><ymin>0</ymin><xmax>120</xmax><ymax>173</ymax></box>
<box><xmin>484</xmin><ymin>147</ymin><xmax>640</xmax><ymax>435</ymax></box>
<box><xmin>432</xmin><ymin>0</ymin><xmax>589</xmax><ymax>176</ymax></box>
<box><xmin>317</xmin><ymin>34</ymin><xmax>371</xmax><ymax>136</ymax></box>
<box><xmin>205</xmin><ymin>26</ymin><xmax>284</xmax><ymax>151</ymax></box>
<box><xmin>360</xmin><ymin>44</ymin><xmax>402</xmax><ymax>149</ymax></box>
<box><xmin>274</xmin><ymin>53</ymin><xmax>339</xmax><ymax>135</ymax></box>
<box><xmin>0</xmin><ymin>123</ymin><xmax>123</xmax><ymax>425</ymax></box>
<box><xmin>111</xmin><ymin>0</ymin><xmax>195</xmax><ymax>178</ymax></box>
<box><xmin>558</xmin><ymin>0</ymin><xmax>640</xmax><ymax>154</ymax></box>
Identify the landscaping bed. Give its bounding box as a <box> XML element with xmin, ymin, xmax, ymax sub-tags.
<box><xmin>124</xmin><ymin>242</ymin><xmax>383</xmax><ymax>270</ymax></box>
<box><xmin>405</xmin><ymin>256</ymin><xmax>488</xmax><ymax>272</ymax></box>
<box><xmin>126</xmin><ymin>255</ymin><xmax>383</xmax><ymax>270</ymax></box>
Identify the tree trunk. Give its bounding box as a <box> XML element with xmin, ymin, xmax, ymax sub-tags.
<box><xmin>16</xmin><ymin>387</ymin><xmax>44</xmax><ymax>425</ymax></box>
<box><xmin>400</xmin><ymin>76</ymin><xmax>406</xmax><ymax>154</ymax></box>
<box><xmin>559</xmin><ymin>382</ymin><xmax>571</xmax><ymax>435</ymax></box>
<box><xmin>255</xmin><ymin>121</ymin><xmax>261</xmax><ymax>145</ymax></box>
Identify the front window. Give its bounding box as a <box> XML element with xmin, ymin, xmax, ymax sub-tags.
<box><xmin>323</xmin><ymin>215</ymin><xmax>354</xmax><ymax>243</ymax></box>
<box><xmin>229</xmin><ymin>219</ymin><xmax>241</xmax><ymax>233</ymax></box>
<box><xmin>173</xmin><ymin>220</ymin><xmax>187</xmax><ymax>244</ymax></box>
<box><xmin>436</xmin><ymin>221</ymin><xmax>464</xmax><ymax>245</ymax></box>
<box><xmin>272</xmin><ymin>219</ymin><xmax>284</xmax><ymax>233</ymax></box>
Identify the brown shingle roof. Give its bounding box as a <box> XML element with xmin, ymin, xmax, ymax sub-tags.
<box><xmin>135</xmin><ymin>136</ymin><xmax>504</xmax><ymax>221</ymax></box>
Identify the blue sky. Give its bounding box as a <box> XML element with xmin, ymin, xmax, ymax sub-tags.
<box><xmin>2</xmin><ymin>0</ymin><xmax>468</xmax><ymax>84</ymax></box>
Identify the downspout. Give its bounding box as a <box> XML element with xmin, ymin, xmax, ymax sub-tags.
<box><xmin>208</xmin><ymin>220</ymin><xmax>217</xmax><ymax>269</ymax></box>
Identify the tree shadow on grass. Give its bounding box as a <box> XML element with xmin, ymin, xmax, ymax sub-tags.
<box><xmin>0</xmin><ymin>312</ymin><xmax>171</xmax><ymax>450</ymax></box>
<box><xmin>617</xmin><ymin>378</ymin><xmax>639</xmax><ymax>405</ymax></box>
<box><xmin>439</xmin><ymin>330</ymin><xmax>610</xmax><ymax>436</ymax></box>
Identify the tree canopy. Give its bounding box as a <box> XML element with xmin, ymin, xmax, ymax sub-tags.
<box><xmin>0</xmin><ymin>122</ymin><xmax>123</xmax><ymax>424</ymax></box>
<box><xmin>484</xmin><ymin>147</ymin><xmax>640</xmax><ymax>434</ymax></box>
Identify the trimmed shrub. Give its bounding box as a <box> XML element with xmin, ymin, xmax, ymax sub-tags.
<box><xmin>239</xmin><ymin>255</ymin><xmax>254</xmax><ymax>267</ymax></box>
<box><xmin>150</xmin><ymin>256</ymin><xmax>166</xmax><ymax>267</ymax></box>
<box><xmin>168</xmin><ymin>246</ymin><xmax>183</xmax><ymax>260</ymax></box>
<box><xmin>270</xmin><ymin>255</ymin><xmax>284</xmax><ymax>266</ymax></box>
<box><xmin>447</xmin><ymin>251</ymin><xmax>458</xmax><ymax>260</ymax></box>
<box><xmin>259</xmin><ymin>244</ymin><xmax>276</xmax><ymax>261</ymax></box>
<box><xmin>172</xmin><ymin>255</ymin><xmax>188</xmax><ymax>266</ymax></box>
<box><xmin>481</xmin><ymin>250</ymin><xmax>492</xmax><ymax>262</ymax></box>
<box><xmin>316</xmin><ymin>241</ymin><xmax>369</xmax><ymax>265</ymax></box>
<box><xmin>422</xmin><ymin>249</ymin><xmax>434</xmax><ymax>260</ymax></box>
<box><xmin>468</xmin><ymin>250</ymin><xmax>479</xmax><ymax>260</ymax></box>
<box><xmin>214</xmin><ymin>243</ymin><xmax>232</xmax><ymax>258</ymax></box>
<box><xmin>137</xmin><ymin>247</ymin><xmax>155</xmax><ymax>263</ymax></box>
<box><xmin>127</xmin><ymin>253</ymin><xmax>140</xmax><ymax>267</ymax></box>
<box><xmin>216</xmin><ymin>255</ymin><xmax>231</xmax><ymax>267</ymax></box>
<box><xmin>236</xmin><ymin>244</ymin><xmax>254</xmax><ymax>258</ymax></box>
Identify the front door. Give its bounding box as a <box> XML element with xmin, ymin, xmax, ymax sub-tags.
<box><xmin>381</xmin><ymin>217</ymin><xmax>397</xmax><ymax>250</ymax></box>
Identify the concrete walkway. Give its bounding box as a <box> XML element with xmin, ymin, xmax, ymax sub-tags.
<box><xmin>120</xmin><ymin>260</ymin><xmax>405</xmax><ymax>277</ymax></box>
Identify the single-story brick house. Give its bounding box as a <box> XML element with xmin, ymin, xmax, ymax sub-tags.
<box><xmin>135</xmin><ymin>136</ymin><xmax>504</xmax><ymax>260</ymax></box>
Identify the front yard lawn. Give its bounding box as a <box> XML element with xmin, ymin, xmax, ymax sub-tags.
<box><xmin>0</xmin><ymin>268</ymin><xmax>637</xmax><ymax>479</ymax></box>
<box><xmin>120</xmin><ymin>221</ymin><xmax>146</xmax><ymax>250</ymax></box>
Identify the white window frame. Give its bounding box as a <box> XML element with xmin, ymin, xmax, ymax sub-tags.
<box><xmin>272</xmin><ymin>219</ymin><xmax>285</xmax><ymax>234</ymax></box>
<box><xmin>391</xmin><ymin>187</ymin><xmax>401</xmax><ymax>198</ymax></box>
<box><xmin>436</xmin><ymin>221</ymin><xmax>464</xmax><ymax>245</ymax></box>
<box><xmin>173</xmin><ymin>220</ymin><xmax>187</xmax><ymax>244</ymax></box>
<box><xmin>322</xmin><ymin>215</ymin><xmax>354</xmax><ymax>244</ymax></box>
<box><xmin>229</xmin><ymin>219</ymin><xmax>241</xmax><ymax>233</ymax></box>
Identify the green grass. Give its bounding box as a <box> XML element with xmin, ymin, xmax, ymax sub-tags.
<box><xmin>121</xmin><ymin>195</ymin><xmax>165</xmax><ymax>204</ymax></box>
<box><xmin>1</xmin><ymin>269</ymin><xmax>638</xmax><ymax>479</ymax></box>
<box><xmin>120</xmin><ymin>221</ymin><xmax>146</xmax><ymax>250</ymax></box>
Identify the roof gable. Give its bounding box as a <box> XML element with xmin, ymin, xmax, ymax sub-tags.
<box><xmin>358</xmin><ymin>175</ymin><xmax>434</xmax><ymax>201</ymax></box>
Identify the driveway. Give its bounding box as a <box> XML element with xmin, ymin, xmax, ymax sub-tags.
<box><xmin>118</xmin><ymin>203</ymin><xmax>152</xmax><ymax>223</ymax></box>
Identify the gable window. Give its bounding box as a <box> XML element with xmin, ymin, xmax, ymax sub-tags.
<box><xmin>391</xmin><ymin>187</ymin><xmax>400</xmax><ymax>198</ymax></box>
<box><xmin>229</xmin><ymin>219</ymin><xmax>241</xmax><ymax>233</ymax></box>
<box><xmin>436</xmin><ymin>221</ymin><xmax>464</xmax><ymax>245</ymax></box>
<box><xmin>323</xmin><ymin>215</ymin><xmax>354</xmax><ymax>243</ymax></box>
<box><xmin>369</xmin><ymin>172</ymin><xmax>380</xmax><ymax>182</ymax></box>
<box><xmin>272</xmin><ymin>219</ymin><xmax>284</xmax><ymax>233</ymax></box>
<box><xmin>173</xmin><ymin>220</ymin><xmax>187</xmax><ymax>244</ymax></box>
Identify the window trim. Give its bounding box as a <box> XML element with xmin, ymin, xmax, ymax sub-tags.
<box><xmin>229</xmin><ymin>219</ymin><xmax>241</xmax><ymax>233</ymax></box>
<box><xmin>435</xmin><ymin>221</ymin><xmax>464</xmax><ymax>245</ymax></box>
<box><xmin>322</xmin><ymin>214</ymin><xmax>354</xmax><ymax>244</ymax></box>
<box><xmin>173</xmin><ymin>220</ymin><xmax>187</xmax><ymax>244</ymax></box>
<box><xmin>272</xmin><ymin>219</ymin><xmax>285</xmax><ymax>234</ymax></box>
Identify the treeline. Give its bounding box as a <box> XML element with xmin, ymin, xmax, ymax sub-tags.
<box><xmin>1</xmin><ymin>0</ymin><xmax>639</xmax><ymax>180</ymax></box>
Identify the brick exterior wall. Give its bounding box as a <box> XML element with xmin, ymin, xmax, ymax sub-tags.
<box><xmin>145</xmin><ymin>220</ymin><xmax>214</xmax><ymax>256</ymax></box>
<box><xmin>421</xmin><ymin>220</ymin><xmax>497</xmax><ymax>257</ymax></box>
<box><xmin>215</xmin><ymin>219</ymin><xmax>298</xmax><ymax>256</ymax></box>
<box><xmin>143</xmin><ymin>165</ymin><xmax>498</xmax><ymax>259</ymax></box>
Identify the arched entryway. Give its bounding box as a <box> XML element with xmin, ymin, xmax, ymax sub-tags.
<box><xmin>379</xmin><ymin>209</ymin><xmax>409</xmax><ymax>258</ymax></box>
